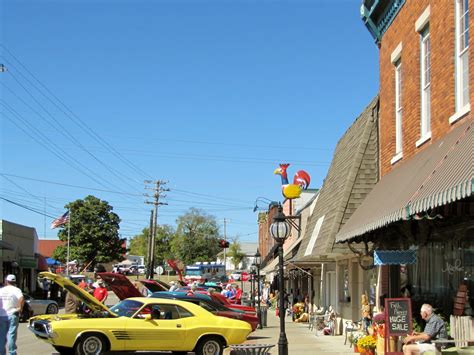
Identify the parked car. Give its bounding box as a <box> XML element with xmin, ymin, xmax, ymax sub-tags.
<box><xmin>151</xmin><ymin>291</ymin><xmax>259</xmax><ymax>331</ymax></box>
<box><xmin>21</xmin><ymin>294</ymin><xmax>59</xmax><ymax>321</ymax></box>
<box><xmin>230</xmin><ymin>271</ymin><xmax>242</xmax><ymax>281</ymax></box>
<box><xmin>29</xmin><ymin>271</ymin><xmax>251</xmax><ymax>355</ymax></box>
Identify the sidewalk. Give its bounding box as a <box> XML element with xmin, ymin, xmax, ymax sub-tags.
<box><xmin>242</xmin><ymin>310</ymin><xmax>355</xmax><ymax>354</ymax></box>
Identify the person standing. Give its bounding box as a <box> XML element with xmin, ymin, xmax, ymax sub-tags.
<box><xmin>0</xmin><ymin>275</ymin><xmax>24</xmax><ymax>355</ymax></box>
<box><xmin>93</xmin><ymin>280</ymin><xmax>108</xmax><ymax>303</ymax></box>
<box><xmin>361</xmin><ymin>294</ymin><xmax>372</xmax><ymax>333</ymax></box>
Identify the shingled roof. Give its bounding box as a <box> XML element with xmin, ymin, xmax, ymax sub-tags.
<box><xmin>294</xmin><ymin>96</ymin><xmax>379</xmax><ymax>264</ymax></box>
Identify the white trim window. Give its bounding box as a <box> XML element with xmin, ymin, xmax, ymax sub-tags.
<box><xmin>420</xmin><ymin>26</ymin><xmax>431</xmax><ymax>141</ymax></box>
<box><xmin>455</xmin><ymin>0</ymin><xmax>470</xmax><ymax>113</ymax></box>
<box><xmin>395</xmin><ymin>59</ymin><xmax>403</xmax><ymax>155</ymax></box>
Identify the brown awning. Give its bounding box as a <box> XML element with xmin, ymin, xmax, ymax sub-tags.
<box><xmin>336</xmin><ymin>117</ymin><xmax>473</xmax><ymax>242</ymax></box>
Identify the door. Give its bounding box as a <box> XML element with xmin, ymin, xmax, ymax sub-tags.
<box><xmin>124</xmin><ymin>303</ymin><xmax>187</xmax><ymax>351</ymax></box>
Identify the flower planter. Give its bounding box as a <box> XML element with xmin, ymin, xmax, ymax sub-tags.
<box><xmin>359</xmin><ymin>349</ymin><xmax>375</xmax><ymax>355</ymax></box>
<box><xmin>353</xmin><ymin>345</ymin><xmax>359</xmax><ymax>353</ymax></box>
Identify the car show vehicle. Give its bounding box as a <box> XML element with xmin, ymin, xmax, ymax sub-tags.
<box><xmin>151</xmin><ymin>291</ymin><xmax>259</xmax><ymax>331</ymax></box>
<box><xmin>29</xmin><ymin>272</ymin><xmax>251</xmax><ymax>355</ymax></box>
<box><xmin>21</xmin><ymin>294</ymin><xmax>59</xmax><ymax>321</ymax></box>
<box><xmin>206</xmin><ymin>292</ymin><xmax>256</xmax><ymax>314</ymax></box>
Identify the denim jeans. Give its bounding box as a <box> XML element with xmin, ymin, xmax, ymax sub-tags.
<box><xmin>7</xmin><ymin>313</ymin><xmax>18</xmax><ymax>355</ymax></box>
<box><xmin>0</xmin><ymin>316</ymin><xmax>10</xmax><ymax>355</ymax></box>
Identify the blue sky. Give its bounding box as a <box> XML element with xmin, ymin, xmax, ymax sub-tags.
<box><xmin>1</xmin><ymin>0</ymin><xmax>378</xmax><ymax>245</ymax></box>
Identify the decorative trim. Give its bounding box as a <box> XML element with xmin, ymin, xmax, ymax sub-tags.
<box><xmin>391</xmin><ymin>43</ymin><xmax>402</xmax><ymax>64</ymax></box>
<box><xmin>390</xmin><ymin>152</ymin><xmax>403</xmax><ymax>165</ymax></box>
<box><xmin>449</xmin><ymin>104</ymin><xmax>471</xmax><ymax>124</ymax></box>
<box><xmin>416</xmin><ymin>132</ymin><xmax>431</xmax><ymax>147</ymax></box>
<box><xmin>415</xmin><ymin>6</ymin><xmax>430</xmax><ymax>32</ymax></box>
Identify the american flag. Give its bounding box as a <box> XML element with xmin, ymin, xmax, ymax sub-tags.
<box><xmin>50</xmin><ymin>211</ymin><xmax>69</xmax><ymax>229</ymax></box>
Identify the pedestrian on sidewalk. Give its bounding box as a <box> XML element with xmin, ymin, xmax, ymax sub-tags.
<box><xmin>0</xmin><ymin>275</ymin><xmax>24</xmax><ymax>355</ymax></box>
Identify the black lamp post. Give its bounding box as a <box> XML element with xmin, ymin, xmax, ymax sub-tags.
<box><xmin>269</xmin><ymin>205</ymin><xmax>291</xmax><ymax>355</ymax></box>
<box><xmin>250</xmin><ymin>264</ymin><xmax>256</xmax><ymax>308</ymax></box>
<box><xmin>254</xmin><ymin>249</ymin><xmax>262</xmax><ymax>329</ymax></box>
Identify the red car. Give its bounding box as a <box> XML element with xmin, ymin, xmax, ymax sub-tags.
<box><xmin>199</xmin><ymin>292</ymin><xmax>256</xmax><ymax>314</ymax></box>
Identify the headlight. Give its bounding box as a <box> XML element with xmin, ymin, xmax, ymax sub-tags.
<box><xmin>46</xmin><ymin>323</ymin><xmax>53</xmax><ymax>333</ymax></box>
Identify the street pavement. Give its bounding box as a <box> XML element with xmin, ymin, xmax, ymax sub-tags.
<box><xmin>17</xmin><ymin>292</ymin><xmax>355</xmax><ymax>354</ymax></box>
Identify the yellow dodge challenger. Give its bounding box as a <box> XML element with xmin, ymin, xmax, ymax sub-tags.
<box><xmin>29</xmin><ymin>272</ymin><xmax>251</xmax><ymax>355</ymax></box>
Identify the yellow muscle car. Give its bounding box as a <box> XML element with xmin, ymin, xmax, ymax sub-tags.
<box><xmin>29</xmin><ymin>272</ymin><xmax>251</xmax><ymax>355</ymax></box>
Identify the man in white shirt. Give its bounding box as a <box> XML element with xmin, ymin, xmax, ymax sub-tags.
<box><xmin>0</xmin><ymin>275</ymin><xmax>24</xmax><ymax>355</ymax></box>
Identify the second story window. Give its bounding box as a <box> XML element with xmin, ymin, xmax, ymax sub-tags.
<box><xmin>455</xmin><ymin>0</ymin><xmax>470</xmax><ymax>113</ymax></box>
<box><xmin>420</xmin><ymin>26</ymin><xmax>431</xmax><ymax>141</ymax></box>
<box><xmin>395</xmin><ymin>59</ymin><xmax>403</xmax><ymax>155</ymax></box>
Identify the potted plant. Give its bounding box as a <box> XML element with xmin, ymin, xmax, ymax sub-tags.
<box><xmin>348</xmin><ymin>331</ymin><xmax>365</xmax><ymax>352</ymax></box>
<box><xmin>356</xmin><ymin>335</ymin><xmax>377</xmax><ymax>355</ymax></box>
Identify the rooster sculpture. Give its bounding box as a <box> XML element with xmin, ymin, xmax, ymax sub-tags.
<box><xmin>274</xmin><ymin>163</ymin><xmax>311</xmax><ymax>199</ymax></box>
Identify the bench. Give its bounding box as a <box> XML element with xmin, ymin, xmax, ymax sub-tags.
<box><xmin>432</xmin><ymin>339</ymin><xmax>474</xmax><ymax>354</ymax></box>
<box><xmin>228</xmin><ymin>344</ymin><xmax>275</xmax><ymax>355</ymax></box>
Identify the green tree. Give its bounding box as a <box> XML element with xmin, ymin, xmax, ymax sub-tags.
<box><xmin>128</xmin><ymin>225</ymin><xmax>174</xmax><ymax>265</ymax></box>
<box><xmin>227</xmin><ymin>240</ymin><xmax>246</xmax><ymax>269</ymax></box>
<box><xmin>170</xmin><ymin>208</ymin><xmax>221</xmax><ymax>265</ymax></box>
<box><xmin>52</xmin><ymin>195</ymin><xmax>125</xmax><ymax>267</ymax></box>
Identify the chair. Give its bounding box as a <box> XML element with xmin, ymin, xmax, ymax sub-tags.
<box><xmin>344</xmin><ymin>319</ymin><xmax>362</xmax><ymax>346</ymax></box>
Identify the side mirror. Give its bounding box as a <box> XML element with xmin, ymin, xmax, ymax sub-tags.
<box><xmin>144</xmin><ymin>314</ymin><xmax>152</xmax><ymax>321</ymax></box>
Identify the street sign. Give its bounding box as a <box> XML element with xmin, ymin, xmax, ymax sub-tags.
<box><xmin>155</xmin><ymin>266</ymin><xmax>164</xmax><ymax>275</ymax></box>
<box><xmin>241</xmin><ymin>272</ymin><xmax>250</xmax><ymax>281</ymax></box>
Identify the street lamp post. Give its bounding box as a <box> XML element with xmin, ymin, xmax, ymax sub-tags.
<box><xmin>254</xmin><ymin>249</ymin><xmax>262</xmax><ymax>329</ymax></box>
<box><xmin>269</xmin><ymin>205</ymin><xmax>291</xmax><ymax>355</ymax></box>
<box><xmin>250</xmin><ymin>265</ymin><xmax>256</xmax><ymax>308</ymax></box>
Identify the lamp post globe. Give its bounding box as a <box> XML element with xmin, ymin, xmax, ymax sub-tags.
<box><xmin>269</xmin><ymin>205</ymin><xmax>290</xmax><ymax>355</ymax></box>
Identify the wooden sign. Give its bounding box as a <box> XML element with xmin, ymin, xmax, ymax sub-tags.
<box><xmin>384</xmin><ymin>298</ymin><xmax>412</xmax><ymax>355</ymax></box>
<box><xmin>385</xmin><ymin>298</ymin><xmax>412</xmax><ymax>336</ymax></box>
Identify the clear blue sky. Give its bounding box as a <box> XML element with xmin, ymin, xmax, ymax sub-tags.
<box><xmin>0</xmin><ymin>0</ymin><xmax>379</xmax><ymax>245</ymax></box>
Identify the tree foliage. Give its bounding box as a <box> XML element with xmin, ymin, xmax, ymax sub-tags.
<box><xmin>170</xmin><ymin>208</ymin><xmax>221</xmax><ymax>265</ymax></box>
<box><xmin>128</xmin><ymin>225</ymin><xmax>174</xmax><ymax>265</ymax></box>
<box><xmin>52</xmin><ymin>195</ymin><xmax>125</xmax><ymax>267</ymax></box>
<box><xmin>227</xmin><ymin>240</ymin><xmax>246</xmax><ymax>269</ymax></box>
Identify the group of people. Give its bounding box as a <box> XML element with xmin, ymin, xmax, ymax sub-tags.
<box><xmin>220</xmin><ymin>284</ymin><xmax>243</xmax><ymax>303</ymax></box>
<box><xmin>65</xmin><ymin>276</ymin><xmax>108</xmax><ymax>314</ymax></box>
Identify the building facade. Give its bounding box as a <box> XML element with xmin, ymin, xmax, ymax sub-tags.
<box><xmin>338</xmin><ymin>0</ymin><xmax>473</xmax><ymax>317</ymax></box>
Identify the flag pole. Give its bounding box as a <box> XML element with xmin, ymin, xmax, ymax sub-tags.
<box><xmin>66</xmin><ymin>209</ymin><xmax>71</xmax><ymax>276</ymax></box>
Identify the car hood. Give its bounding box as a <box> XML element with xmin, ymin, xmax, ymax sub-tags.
<box><xmin>39</xmin><ymin>272</ymin><xmax>114</xmax><ymax>315</ymax></box>
<box><xmin>97</xmin><ymin>272</ymin><xmax>143</xmax><ymax>300</ymax></box>
<box><xmin>140</xmin><ymin>280</ymin><xmax>167</xmax><ymax>293</ymax></box>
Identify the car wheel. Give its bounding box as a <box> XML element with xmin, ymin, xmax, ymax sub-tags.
<box><xmin>53</xmin><ymin>346</ymin><xmax>74</xmax><ymax>355</ymax></box>
<box><xmin>194</xmin><ymin>336</ymin><xmax>225</xmax><ymax>355</ymax></box>
<box><xmin>46</xmin><ymin>303</ymin><xmax>59</xmax><ymax>314</ymax></box>
<box><xmin>74</xmin><ymin>334</ymin><xmax>108</xmax><ymax>355</ymax></box>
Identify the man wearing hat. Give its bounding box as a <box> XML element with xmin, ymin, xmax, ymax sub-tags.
<box><xmin>0</xmin><ymin>274</ymin><xmax>24</xmax><ymax>355</ymax></box>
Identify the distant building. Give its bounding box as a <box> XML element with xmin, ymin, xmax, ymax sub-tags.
<box><xmin>216</xmin><ymin>242</ymin><xmax>258</xmax><ymax>271</ymax></box>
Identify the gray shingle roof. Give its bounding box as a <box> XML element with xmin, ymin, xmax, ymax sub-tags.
<box><xmin>294</xmin><ymin>96</ymin><xmax>379</xmax><ymax>263</ymax></box>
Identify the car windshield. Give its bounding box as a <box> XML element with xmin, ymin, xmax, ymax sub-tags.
<box><xmin>109</xmin><ymin>299</ymin><xmax>145</xmax><ymax>318</ymax></box>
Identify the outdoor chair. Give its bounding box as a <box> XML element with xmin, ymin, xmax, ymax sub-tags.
<box><xmin>344</xmin><ymin>319</ymin><xmax>363</xmax><ymax>346</ymax></box>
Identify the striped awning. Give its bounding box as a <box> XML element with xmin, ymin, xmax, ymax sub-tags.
<box><xmin>337</xmin><ymin>117</ymin><xmax>473</xmax><ymax>242</ymax></box>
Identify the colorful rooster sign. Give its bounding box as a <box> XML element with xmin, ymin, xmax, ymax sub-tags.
<box><xmin>274</xmin><ymin>163</ymin><xmax>311</xmax><ymax>199</ymax></box>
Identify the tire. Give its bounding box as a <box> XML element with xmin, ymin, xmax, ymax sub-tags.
<box><xmin>194</xmin><ymin>336</ymin><xmax>225</xmax><ymax>355</ymax></box>
<box><xmin>74</xmin><ymin>334</ymin><xmax>108</xmax><ymax>355</ymax></box>
<box><xmin>46</xmin><ymin>303</ymin><xmax>59</xmax><ymax>314</ymax></box>
<box><xmin>53</xmin><ymin>346</ymin><xmax>74</xmax><ymax>355</ymax></box>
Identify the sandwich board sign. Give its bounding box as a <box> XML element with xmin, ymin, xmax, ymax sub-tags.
<box><xmin>384</xmin><ymin>298</ymin><xmax>412</xmax><ymax>354</ymax></box>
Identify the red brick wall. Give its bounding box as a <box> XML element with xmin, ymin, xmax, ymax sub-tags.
<box><xmin>379</xmin><ymin>1</ymin><xmax>472</xmax><ymax>176</ymax></box>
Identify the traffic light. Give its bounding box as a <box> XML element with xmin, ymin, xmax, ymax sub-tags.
<box><xmin>219</xmin><ymin>239</ymin><xmax>230</xmax><ymax>248</ymax></box>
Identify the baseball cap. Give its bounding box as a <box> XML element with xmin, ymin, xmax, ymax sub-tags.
<box><xmin>6</xmin><ymin>274</ymin><xmax>16</xmax><ymax>282</ymax></box>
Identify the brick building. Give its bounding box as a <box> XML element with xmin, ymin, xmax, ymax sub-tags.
<box><xmin>337</xmin><ymin>0</ymin><xmax>473</xmax><ymax>316</ymax></box>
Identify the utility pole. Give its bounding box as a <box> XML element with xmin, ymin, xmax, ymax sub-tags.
<box><xmin>144</xmin><ymin>180</ymin><xmax>169</xmax><ymax>280</ymax></box>
<box><xmin>223</xmin><ymin>218</ymin><xmax>227</xmax><ymax>271</ymax></box>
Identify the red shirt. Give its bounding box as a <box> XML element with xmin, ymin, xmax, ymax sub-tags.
<box><xmin>93</xmin><ymin>286</ymin><xmax>108</xmax><ymax>302</ymax></box>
